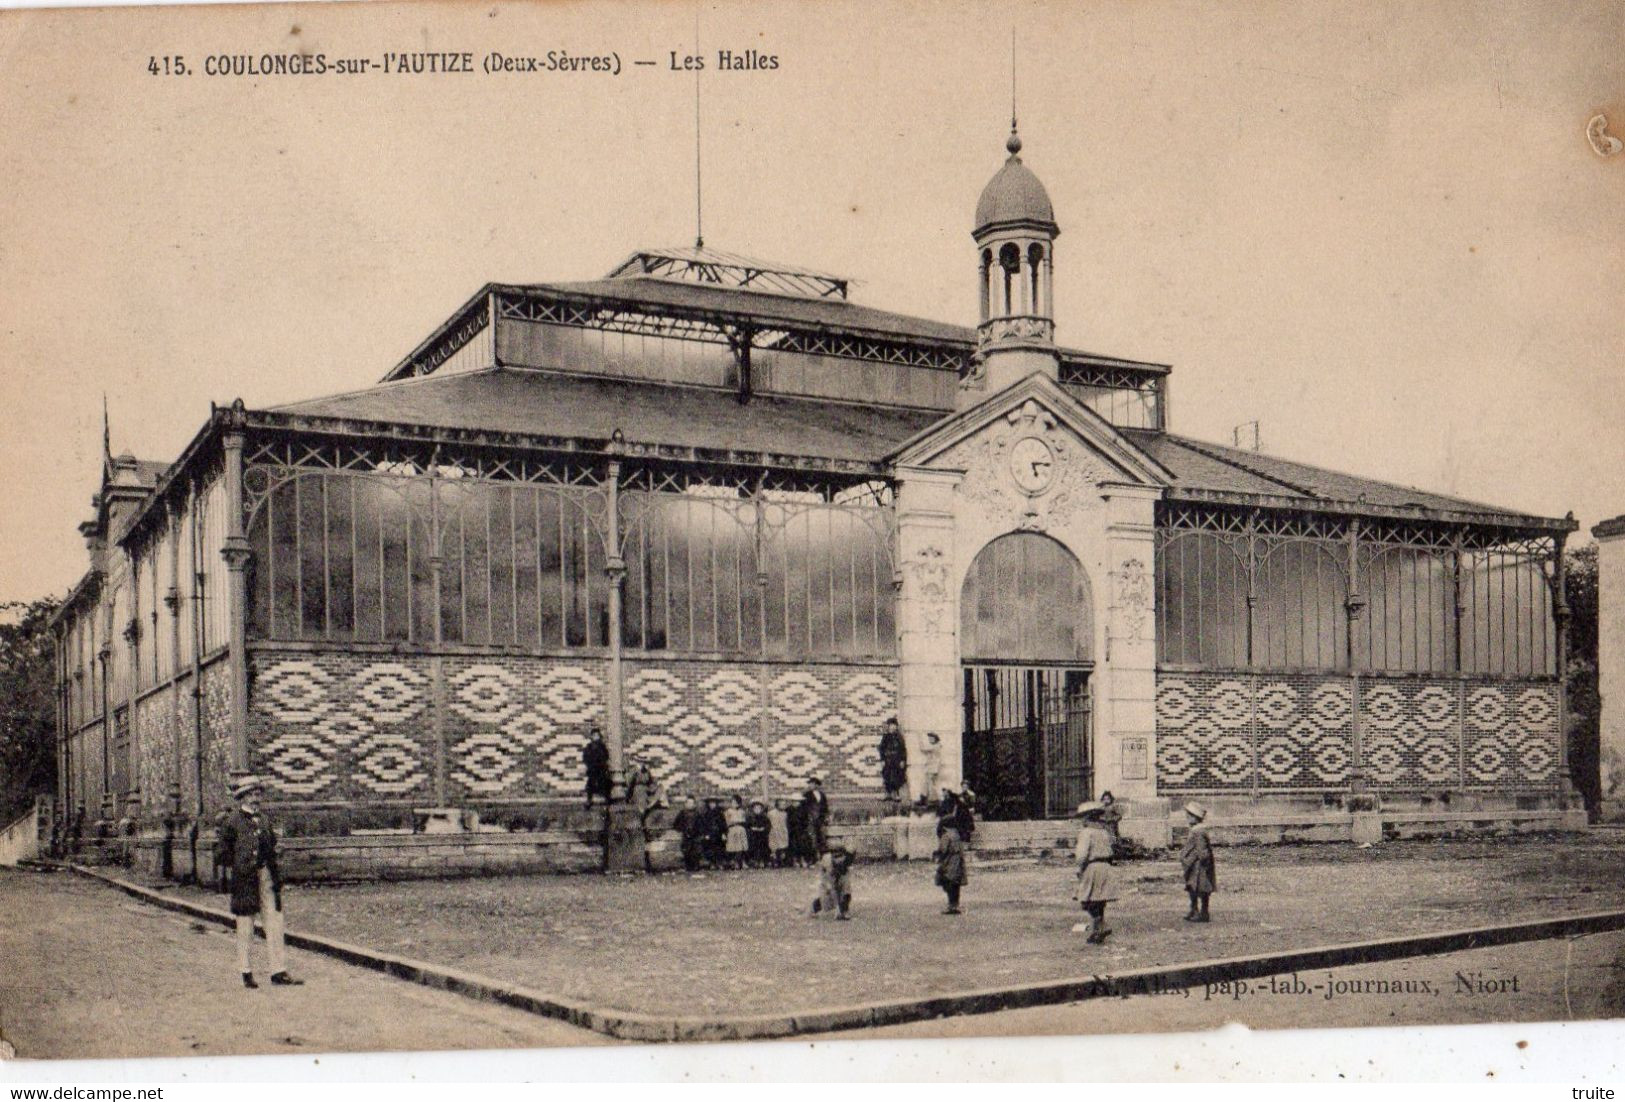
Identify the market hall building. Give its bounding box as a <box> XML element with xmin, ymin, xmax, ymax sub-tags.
<box><xmin>54</xmin><ymin>127</ymin><xmax>1583</xmax><ymax>876</ymax></box>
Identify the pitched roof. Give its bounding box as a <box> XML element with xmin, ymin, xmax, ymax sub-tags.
<box><xmin>270</xmin><ymin>367</ymin><xmax>939</xmax><ymax>466</ymax></box>
<box><xmin>268</xmin><ymin>367</ymin><xmax>1562</xmax><ymax>530</ymax></box>
<box><xmin>1129</xmin><ymin>431</ymin><xmax>1564</xmax><ymax>527</ymax></box>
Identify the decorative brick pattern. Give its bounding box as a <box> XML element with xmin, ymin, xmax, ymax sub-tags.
<box><xmin>1464</xmin><ymin>681</ymin><xmax>1560</xmax><ymax>787</ymax></box>
<box><xmin>248</xmin><ymin>650</ymin><xmax>897</xmax><ymax>805</ymax></box>
<box><xmin>201</xmin><ymin>660</ymin><xmax>234</xmax><ymax>814</ymax></box>
<box><xmin>1156</xmin><ymin>671</ymin><xmax>1561</xmax><ymax>794</ymax></box>
<box><xmin>624</xmin><ymin>661</ymin><xmax>896</xmax><ymax>796</ymax></box>
<box><xmin>250</xmin><ymin>653</ymin><xmax>437</xmax><ymax>803</ymax></box>
<box><xmin>441</xmin><ymin>658</ymin><xmax>606</xmax><ymax>800</ymax></box>
<box><xmin>135</xmin><ymin>693</ymin><xmax>171</xmax><ymax>814</ymax></box>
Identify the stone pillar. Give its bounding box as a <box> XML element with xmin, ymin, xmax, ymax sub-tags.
<box><xmin>1101</xmin><ymin>485</ymin><xmax>1167</xmax><ymax>847</ymax></box>
<box><xmin>894</xmin><ymin>468</ymin><xmax>963</xmax><ymax>800</ymax></box>
<box><xmin>1594</xmin><ymin>516</ymin><xmax>1625</xmax><ymax>821</ymax></box>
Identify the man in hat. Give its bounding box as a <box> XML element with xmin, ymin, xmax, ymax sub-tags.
<box><xmin>219</xmin><ymin>776</ymin><xmax>302</xmax><ymax>988</ymax></box>
<box><xmin>800</xmin><ymin>776</ymin><xmax>830</xmax><ymax>857</ymax></box>
<box><xmin>1179</xmin><ymin>801</ymin><xmax>1216</xmax><ymax>922</ymax></box>
<box><xmin>1071</xmin><ymin>801</ymin><xmax>1120</xmax><ymax>944</ymax></box>
<box><xmin>581</xmin><ymin>726</ymin><xmax>611</xmax><ymax>809</ymax></box>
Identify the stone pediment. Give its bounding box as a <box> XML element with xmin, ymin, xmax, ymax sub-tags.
<box><xmin>888</xmin><ymin>373</ymin><xmax>1171</xmax><ymax>533</ymax></box>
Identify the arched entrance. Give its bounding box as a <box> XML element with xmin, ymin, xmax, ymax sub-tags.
<box><xmin>960</xmin><ymin>532</ymin><xmax>1094</xmax><ymax>819</ymax></box>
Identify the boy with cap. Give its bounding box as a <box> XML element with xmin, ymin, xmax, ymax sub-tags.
<box><xmin>1071</xmin><ymin>801</ymin><xmax>1120</xmax><ymax>944</ymax></box>
<box><xmin>219</xmin><ymin>776</ymin><xmax>302</xmax><ymax>988</ymax></box>
<box><xmin>1180</xmin><ymin>801</ymin><xmax>1216</xmax><ymax>922</ymax></box>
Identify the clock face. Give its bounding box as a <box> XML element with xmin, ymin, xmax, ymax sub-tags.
<box><xmin>1009</xmin><ymin>436</ymin><xmax>1055</xmax><ymax>494</ymax></box>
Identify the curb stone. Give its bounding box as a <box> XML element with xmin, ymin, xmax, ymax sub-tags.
<box><xmin>66</xmin><ymin>863</ymin><xmax>1625</xmax><ymax>1043</ymax></box>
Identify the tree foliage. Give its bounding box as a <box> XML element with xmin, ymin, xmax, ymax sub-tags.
<box><xmin>1564</xmin><ymin>545</ymin><xmax>1600</xmax><ymax>813</ymax></box>
<box><xmin>0</xmin><ymin>597</ymin><xmax>59</xmax><ymax>825</ymax></box>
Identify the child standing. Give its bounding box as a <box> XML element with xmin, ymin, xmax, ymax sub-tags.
<box><xmin>1180</xmin><ymin>801</ymin><xmax>1216</xmax><ymax>922</ymax></box>
<box><xmin>1071</xmin><ymin>801</ymin><xmax>1119</xmax><ymax>944</ymax></box>
<box><xmin>724</xmin><ymin>794</ymin><xmax>748</xmax><ymax>870</ymax></box>
<box><xmin>935</xmin><ymin>821</ymin><xmax>968</xmax><ymax>914</ymax></box>
<box><xmin>745</xmin><ymin>799</ymin><xmax>772</xmax><ymax>868</ymax></box>
<box><xmin>767</xmin><ymin>799</ymin><xmax>791</xmax><ymax>867</ymax></box>
<box><xmin>809</xmin><ymin>843</ymin><xmax>855</xmax><ymax>919</ymax></box>
<box><xmin>919</xmin><ymin>733</ymin><xmax>943</xmax><ymax>805</ymax></box>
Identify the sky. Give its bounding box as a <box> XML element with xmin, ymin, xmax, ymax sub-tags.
<box><xmin>0</xmin><ymin>0</ymin><xmax>1621</xmax><ymax>605</ymax></box>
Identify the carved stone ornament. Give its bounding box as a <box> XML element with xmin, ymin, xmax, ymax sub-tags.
<box><xmin>947</xmin><ymin>399</ymin><xmax>1110</xmax><ymax>532</ymax></box>
<box><xmin>905</xmin><ymin>545</ymin><xmax>951</xmax><ymax>635</ymax></box>
<box><xmin>1114</xmin><ymin>557</ymin><xmax>1151</xmax><ymax>642</ymax></box>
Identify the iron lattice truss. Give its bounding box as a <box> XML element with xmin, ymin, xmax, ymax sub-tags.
<box><xmin>242</xmin><ymin>432</ymin><xmax>893</xmax><ymax>527</ymax></box>
<box><xmin>1058</xmin><ymin>359</ymin><xmax>1168</xmax><ymax>391</ymax></box>
<box><xmin>1157</xmin><ymin>500</ymin><xmax>1560</xmax><ymax>556</ymax></box>
<box><xmin>605</xmin><ymin>247</ymin><xmax>851</xmax><ymax>299</ymax></box>
<box><xmin>490</xmin><ymin>288</ymin><xmax>971</xmax><ymax>375</ymax></box>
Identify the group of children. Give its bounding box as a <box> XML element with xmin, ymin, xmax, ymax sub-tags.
<box><xmin>673</xmin><ymin>792</ymin><xmax>827</xmax><ymax>871</ymax></box>
<box><xmin>1064</xmin><ymin>797</ymin><xmax>1218</xmax><ymax>944</ymax></box>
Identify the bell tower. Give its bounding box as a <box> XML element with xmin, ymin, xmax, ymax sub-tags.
<box><xmin>966</xmin><ymin>124</ymin><xmax>1061</xmax><ymax>404</ymax></box>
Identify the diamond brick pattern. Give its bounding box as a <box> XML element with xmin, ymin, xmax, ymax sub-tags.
<box><xmin>1156</xmin><ymin>671</ymin><xmax>1560</xmax><ymax>794</ymax></box>
<box><xmin>624</xmin><ymin>661</ymin><xmax>897</xmax><ymax>796</ymax></box>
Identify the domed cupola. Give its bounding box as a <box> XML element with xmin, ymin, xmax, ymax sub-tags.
<box><xmin>974</xmin><ymin>129</ymin><xmax>1057</xmax><ymax>235</ymax></box>
<box><xmin>967</xmin><ymin>125</ymin><xmax>1061</xmax><ymax>403</ymax></box>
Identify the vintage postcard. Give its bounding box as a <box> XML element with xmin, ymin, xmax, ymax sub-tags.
<box><xmin>1</xmin><ymin>0</ymin><xmax>1622</xmax><ymax>1083</ymax></box>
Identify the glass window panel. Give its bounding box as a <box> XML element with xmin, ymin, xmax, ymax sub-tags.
<box><xmin>326</xmin><ymin>477</ymin><xmax>355</xmax><ymax>638</ymax></box>
<box><xmin>352</xmin><ymin>478</ymin><xmax>382</xmax><ymax>641</ymax></box>
<box><xmin>439</xmin><ymin>500</ymin><xmax>465</xmax><ymax>645</ymax></box>
<box><xmin>378</xmin><ymin>481</ymin><xmax>412</xmax><ymax>642</ymax></box>
<box><xmin>296</xmin><ymin>477</ymin><xmax>326</xmax><ymax>638</ymax></box>
<box><xmin>537</xmin><ymin>490</ymin><xmax>564</xmax><ymax>648</ymax></box>
<box><xmin>269</xmin><ymin>481</ymin><xmax>299</xmax><ymax>639</ymax></box>
<box><xmin>461</xmin><ymin>488</ymin><xmax>491</xmax><ymax>646</ymax></box>
<box><xmin>489</xmin><ymin>485</ymin><xmax>514</xmax><ymax>646</ymax></box>
<box><xmin>513</xmin><ymin>487</ymin><xmax>540</xmax><ymax>649</ymax></box>
<box><xmin>407</xmin><ymin>483</ymin><xmax>435</xmax><ymax>644</ymax></box>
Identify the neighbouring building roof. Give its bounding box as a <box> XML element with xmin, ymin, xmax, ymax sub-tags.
<box><xmin>1593</xmin><ymin>515</ymin><xmax>1625</xmax><ymax>540</ymax></box>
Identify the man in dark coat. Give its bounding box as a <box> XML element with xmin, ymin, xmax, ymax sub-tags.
<box><xmin>218</xmin><ymin>776</ymin><xmax>302</xmax><ymax>988</ymax></box>
<box><xmin>800</xmin><ymin>777</ymin><xmax>830</xmax><ymax>857</ymax></box>
<box><xmin>878</xmin><ymin>718</ymin><xmax>908</xmax><ymax>802</ymax></box>
<box><xmin>582</xmin><ymin>726</ymin><xmax>611</xmax><ymax>809</ymax></box>
<box><xmin>673</xmin><ymin>796</ymin><xmax>704</xmax><ymax>872</ymax></box>
<box><xmin>699</xmin><ymin>797</ymin><xmax>726</xmax><ymax>868</ymax></box>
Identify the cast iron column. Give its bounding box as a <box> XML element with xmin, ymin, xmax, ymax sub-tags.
<box><xmin>221</xmin><ymin>407</ymin><xmax>251</xmax><ymax>777</ymax></box>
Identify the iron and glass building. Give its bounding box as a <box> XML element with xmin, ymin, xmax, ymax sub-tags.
<box><xmin>55</xmin><ymin>127</ymin><xmax>1578</xmax><ymax>855</ymax></box>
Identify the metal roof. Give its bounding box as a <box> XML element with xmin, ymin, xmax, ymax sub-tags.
<box><xmin>272</xmin><ymin>366</ymin><xmax>1564</xmax><ymax>530</ymax></box>
<box><xmin>272</xmin><ymin>367</ymin><xmax>939</xmax><ymax>466</ymax></box>
<box><xmin>605</xmin><ymin>246</ymin><xmax>851</xmax><ymax>299</ymax></box>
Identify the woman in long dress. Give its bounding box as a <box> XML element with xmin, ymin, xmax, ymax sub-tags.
<box><xmin>1072</xmin><ymin>801</ymin><xmax>1120</xmax><ymax>944</ymax></box>
<box><xmin>724</xmin><ymin>794</ymin><xmax>749</xmax><ymax>870</ymax></box>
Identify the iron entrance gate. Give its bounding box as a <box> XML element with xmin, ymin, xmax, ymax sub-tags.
<box><xmin>961</xmin><ymin>664</ymin><xmax>1092</xmax><ymax>820</ymax></box>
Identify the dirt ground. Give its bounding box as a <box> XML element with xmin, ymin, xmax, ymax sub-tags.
<box><xmin>0</xmin><ymin>866</ymin><xmax>606</xmax><ymax>1061</ymax></box>
<box><xmin>144</xmin><ymin>832</ymin><xmax>1625</xmax><ymax>1020</ymax></box>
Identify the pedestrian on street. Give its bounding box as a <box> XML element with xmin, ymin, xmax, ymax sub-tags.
<box><xmin>918</xmin><ymin>733</ymin><xmax>943</xmax><ymax>805</ymax></box>
<box><xmin>1099</xmin><ymin>790</ymin><xmax>1124</xmax><ymax>847</ymax></box>
<box><xmin>879</xmin><ymin>717</ymin><xmax>908</xmax><ymax>803</ymax></box>
<box><xmin>1180</xmin><ymin>801</ymin><xmax>1216</xmax><ymax>922</ymax></box>
<box><xmin>673</xmin><ymin>796</ymin><xmax>704</xmax><ymax>872</ymax></box>
<box><xmin>1071</xmin><ymin>801</ymin><xmax>1120</xmax><ymax>944</ymax></box>
<box><xmin>700</xmin><ymin>797</ymin><xmax>727</xmax><ymax>868</ymax></box>
<box><xmin>938</xmin><ymin>787</ymin><xmax>976</xmax><ymax>844</ymax></box>
<box><xmin>935</xmin><ymin>820</ymin><xmax>968</xmax><ymax>915</ymax></box>
<box><xmin>724</xmin><ymin>794</ymin><xmax>748</xmax><ymax>870</ymax></box>
<box><xmin>218</xmin><ymin>776</ymin><xmax>302</xmax><ymax>989</ymax></box>
<box><xmin>745</xmin><ymin>799</ymin><xmax>772</xmax><ymax>867</ymax></box>
<box><xmin>809</xmin><ymin>843</ymin><xmax>855</xmax><ymax>920</ymax></box>
<box><xmin>767</xmin><ymin>799</ymin><xmax>791</xmax><ymax>867</ymax></box>
<box><xmin>211</xmin><ymin>807</ymin><xmax>234</xmax><ymax>893</ymax></box>
<box><xmin>800</xmin><ymin>776</ymin><xmax>830</xmax><ymax>857</ymax></box>
<box><xmin>582</xmin><ymin>726</ymin><xmax>611</xmax><ymax>809</ymax></box>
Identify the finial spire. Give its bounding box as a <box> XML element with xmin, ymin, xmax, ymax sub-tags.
<box><xmin>102</xmin><ymin>393</ymin><xmax>111</xmax><ymax>463</ymax></box>
<box><xmin>1007</xmin><ymin>28</ymin><xmax>1022</xmax><ymax>157</ymax></box>
<box><xmin>693</xmin><ymin>6</ymin><xmax>704</xmax><ymax>249</ymax></box>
